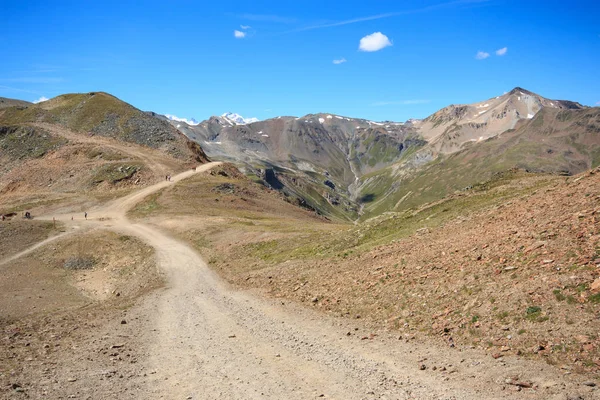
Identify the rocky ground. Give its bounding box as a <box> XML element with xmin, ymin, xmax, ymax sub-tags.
<box><xmin>146</xmin><ymin>166</ymin><xmax>600</xmax><ymax>380</ymax></box>
<box><xmin>1</xmin><ymin>162</ymin><xmax>599</xmax><ymax>399</ymax></box>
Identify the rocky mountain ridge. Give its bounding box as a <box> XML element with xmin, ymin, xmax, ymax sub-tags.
<box><xmin>167</xmin><ymin>87</ymin><xmax>596</xmax><ymax>220</ymax></box>
<box><xmin>1</xmin><ymin>88</ymin><xmax>596</xmax><ymax>221</ymax></box>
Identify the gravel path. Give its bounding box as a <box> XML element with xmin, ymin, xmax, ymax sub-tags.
<box><xmin>22</xmin><ymin>162</ymin><xmax>591</xmax><ymax>399</ymax></box>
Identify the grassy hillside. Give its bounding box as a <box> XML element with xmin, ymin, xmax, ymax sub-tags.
<box><xmin>0</xmin><ymin>92</ymin><xmax>209</xmax><ymax>215</ymax></box>
<box><xmin>0</xmin><ymin>92</ymin><xmax>208</xmax><ymax>162</ymax></box>
<box><xmin>357</xmin><ymin>107</ymin><xmax>600</xmax><ymax>218</ymax></box>
<box><xmin>0</xmin><ymin>97</ymin><xmax>31</xmax><ymax>109</ymax></box>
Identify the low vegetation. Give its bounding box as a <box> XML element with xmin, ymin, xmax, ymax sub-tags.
<box><xmin>132</xmin><ymin>164</ymin><xmax>600</xmax><ymax>376</ymax></box>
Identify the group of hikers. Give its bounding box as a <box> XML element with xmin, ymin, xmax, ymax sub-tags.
<box><xmin>4</xmin><ymin>169</ymin><xmax>196</xmax><ymax>223</ymax></box>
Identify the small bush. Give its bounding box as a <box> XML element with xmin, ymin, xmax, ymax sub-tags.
<box><xmin>589</xmin><ymin>293</ymin><xmax>600</xmax><ymax>304</ymax></box>
<box><xmin>526</xmin><ymin>306</ymin><xmax>541</xmax><ymax>314</ymax></box>
<box><xmin>553</xmin><ymin>289</ymin><xmax>565</xmax><ymax>301</ymax></box>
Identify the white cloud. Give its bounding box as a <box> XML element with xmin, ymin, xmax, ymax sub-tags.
<box><xmin>371</xmin><ymin>99</ymin><xmax>430</xmax><ymax>106</ymax></box>
<box><xmin>234</xmin><ymin>30</ymin><xmax>246</xmax><ymax>39</ymax></box>
<box><xmin>496</xmin><ymin>47</ymin><xmax>508</xmax><ymax>56</ymax></box>
<box><xmin>33</xmin><ymin>96</ymin><xmax>49</xmax><ymax>103</ymax></box>
<box><xmin>359</xmin><ymin>32</ymin><xmax>392</xmax><ymax>52</ymax></box>
<box><xmin>596</xmin><ymin>101</ymin><xmax>600</xmax><ymax>106</ymax></box>
<box><xmin>240</xmin><ymin>25</ymin><xmax>251</xmax><ymax>30</ymax></box>
<box><xmin>475</xmin><ymin>51</ymin><xmax>490</xmax><ymax>60</ymax></box>
<box><xmin>333</xmin><ymin>58</ymin><xmax>347</xmax><ymax>64</ymax></box>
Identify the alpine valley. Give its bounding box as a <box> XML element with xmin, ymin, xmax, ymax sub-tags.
<box><xmin>166</xmin><ymin>87</ymin><xmax>599</xmax><ymax>220</ymax></box>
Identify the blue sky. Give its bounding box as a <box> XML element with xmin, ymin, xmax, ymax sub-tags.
<box><xmin>1</xmin><ymin>0</ymin><xmax>599</xmax><ymax>122</ymax></box>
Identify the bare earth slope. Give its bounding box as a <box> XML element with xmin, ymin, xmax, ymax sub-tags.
<box><xmin>2</xmin><ymin>163</ymin><xmax>596</xmax><ymax>399</ymax></box>
<box><xmin>0</xmin><ymin>92</ymin><xmax>209</xmax><ymax>218</ymax></box>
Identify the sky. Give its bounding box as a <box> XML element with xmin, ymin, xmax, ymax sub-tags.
<box><xmin>1</xmin><ymin>0</ymin><xmax>599</xmax><ymax>122</ymax></box>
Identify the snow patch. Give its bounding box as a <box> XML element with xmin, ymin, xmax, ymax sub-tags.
<box><xmin>318</xmin><ymin>118</ymin><xmax>325</xmax><ymax>124</ymax></box>
<box><xmin>257</xmin><ymin>131</ymin><xmax>263</xmax><ymax>134</ymax></box>
<box><xmin>369</xmin><ymin>121</ymin><xmax>384</xmax><ymax>126</ymax></box>
<box><xmin>477</xmin><ymin>103</ymin><xmax>490</xmax><ymax>108</ymax></box>
<box><xmin>221</xmin><ymin>112</ymin><xmax>259</xmax><ymax>125</ymax></box>
<box><xmin>165</xmin><ymin>114</ymin><xmax>199</xmax><ymax>126</ymax></box>
<box><xmin>326</xmin><ymin>115</ymin><xmax>333</xmax><ymax>119</ymax></box>
<box><xmin>335</xmin><ymin>116</ymin><xmax>344</xmax><ymax>120</ymax></box>
<box><xmin>204</xmin><ymin>141</ymin><xmax>222</xmax><ymax>145</ymax></box>
<box><xmin>261</xmin><ymin>134</ymin><xmax>269</xmax><ymax>137</ymax></box>
<box><xmin>527</xmin><ymin>113</ymin><xmax>534</xmax><ymax>119</ymax></box>
<box><xmin>176</xmin><ymin>124</ymin><xmax>181</xmax><ymax>128</ymax></box>
<box><xmin>356</xmin><ymin>126</ymin><xmax>361</xmax><ymax>129</ymax></box>
<box><xmin>478</xmin><ymin>110</ymin><xmax>488</xmax><ymax>115</ymax></box>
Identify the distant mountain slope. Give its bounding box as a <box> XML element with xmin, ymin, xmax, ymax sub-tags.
<box><xmin>414</xmin><ymin>87</ymin><xmax>586</xmax><ymax>153</ymax></box>
<box><xmin>170</xmin><ymin>113</ymin><xmax>425</xmax><ymax>220</ymax></box>
<box><xmin>0</xmin><ymin>97</ymin><xmax>31</xmax><ymax>109</ymax></box>
<box><xmin>0</xmin><ymin>92</ymin><xmax>209</xmax><ymax>214</ymax></box>
<box><xmin>0</xmin><ymin>92</ymin><xmax>208</xmax><ymax>163</ymax></box>
<box><xmin>357</xmin><ymin>106</ymin><xmax>600</xmax><ymax>217</ymax></box>
<box><xmin>166</xmin><ymin>87</ymin><xmax>596</xmax><ymax>221</ymax></box>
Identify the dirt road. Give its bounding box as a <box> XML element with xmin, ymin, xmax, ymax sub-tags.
<box><xmin>17</xmin><ymin>162</ymin><xmax>591</xmax><ymax>399</ymax></box>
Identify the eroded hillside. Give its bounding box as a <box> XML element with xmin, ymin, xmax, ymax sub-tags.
<box><xmin>0</xmin><ymin>93</ymin><xmax>208</xmax><ymax>216</ymax></box>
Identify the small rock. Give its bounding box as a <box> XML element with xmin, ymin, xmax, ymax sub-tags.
<box><xmin>67</xmin><ymin>377</ymin><xmax>77</xmax><ymax>382</ymax></box>
<box><xmin>575</xmin><ymin>335</ymin><xmax>590</xmax><ymax>344</ymax></box>
<box><xmin>591</xmin><ymin>278</ymin><xmax>600</xmax><ymax>292</ymax></box>
<box><xmin>582</xmin><ymin>381</ymin><xmax>596</xmax><ymax>387</ymax></box>
<box><xmin>312</xmin><ymin>297</ymin><xmax>319</xmax><ymax>303</ymax></box>
<box><xmin>419</xmin><ymin>364</ymin><xmax>426</xmax><ymax>370</ymax></box>
<box><xmin>120</xmin><ymin>320</ymin><xmax>127</xmax><ymax>324</ymax></box>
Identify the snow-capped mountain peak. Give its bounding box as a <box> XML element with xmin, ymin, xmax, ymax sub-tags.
<box><xmin>165</xmin><ymin>114</ymin><xmax>199</xmax><ymax>126</ymax></box>
<box><xmin>221</xmin><ymin>112</ymin><xmax>259</xmax><ymax>125</ymax></box>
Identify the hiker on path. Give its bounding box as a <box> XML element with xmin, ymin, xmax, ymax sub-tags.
<box><xmin>84</xmin><ymin>212</ymin><xmax>88</xmax><ymax>220</ymax></box>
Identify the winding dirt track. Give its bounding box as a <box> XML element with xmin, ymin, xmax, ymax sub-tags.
<box><xmin>33</xmin><ymin>162</ymin><xmax>583</xmax><ymax>399</ymax></box>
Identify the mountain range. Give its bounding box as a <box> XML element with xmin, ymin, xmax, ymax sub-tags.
<box><xmin>166</xmin><ymin>87</ymin><xmax>598</xmax><ymax>220</ymax></box>
<box><xmin>1</xmin><ymin>88</ymin><xmax>598</xmax><ymax>221</ymax></box>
